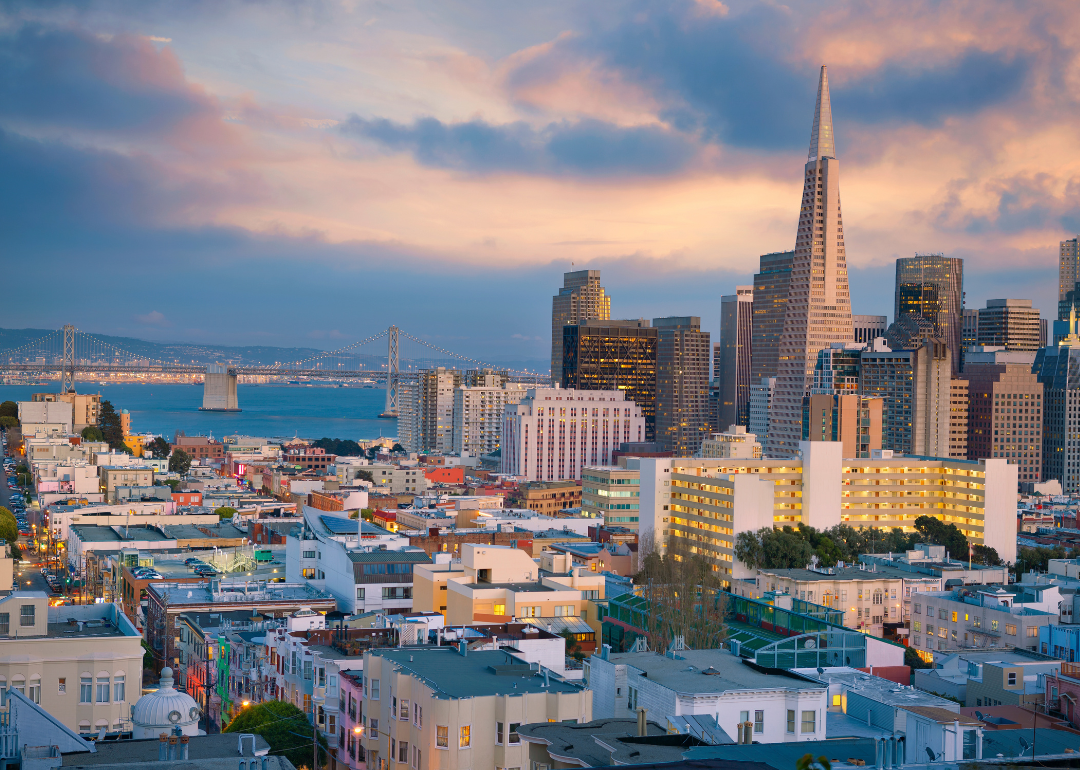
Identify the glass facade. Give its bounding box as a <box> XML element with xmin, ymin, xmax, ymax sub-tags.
<box><xmin>894</xmin><ymin>254</ymin><xmax>964</xmax><ymax>373</ymax></box>
<box><xmin>751</xmin><ymin>251</ymin><xmax>794</xmax><ymax>384</ymax></box>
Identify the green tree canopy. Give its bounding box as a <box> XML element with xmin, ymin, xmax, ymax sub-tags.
<box><xmin>215</xmin><ymin>506</ymin><xmax>238</xmax><ymax>520</ymax></box>
<box><xmin>0</xmin><ymin>416</ymin><xmax>16</xmax><ymax>430</ymax></box>
<box><xmin>905</xmin><ymin>645</ymin><xmax>932</xmax><ymax>670</ymax></box>
<box><xmin>80</xmin><ymin>425</ymin><xmax>104</xmax><ymax>442</ymax></box>
<box><xmin>391</xmin><ymin>443</ymin><xmax>405</xmax><ymax>453</ymax></box>
<box><xmin>0</xmin><ymin>508</ymin><xmax>19</xmax><ymax>546</ymax></box>
<box><xmin>355</xmin><ymin>469</ymin><xmax>374</xmax><ymax>484</ymax></box>
<box><xmin>0</xmin><ymin>401</ymin><xmax>16</xmax><ymax>419</ymax></box>
<box><xmin>98</xmin><ymin>400</ymin><xmax>126</xmax><ymax>450</ymax></box>
<box><xmin>169</xmin><ymin>448</ymin><xmax>192</xmax><ymax>475</ymax></box>
<box><xmin>312</xmin><ymin>437</ymin><xmax>363</xmax><ymax>456</ymax></box>
<box><xmin>148</xmin><ymin>436</ymin><xmax>171</xmax><ymax>458</ymax></box>
<box><xmin>223</xmin><ymin>700</ymin><xmax>327</xmax><ymax>770</ymax></box>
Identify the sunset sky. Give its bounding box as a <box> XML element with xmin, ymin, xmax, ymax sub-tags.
<box><xmin>2</xmin><ymin>0</ymin><xmax>1078</xmax><ymax>362</ymax></box>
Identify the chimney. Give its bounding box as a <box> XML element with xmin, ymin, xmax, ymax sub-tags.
<box><xmin>180</xmin><ymin>735</ymin><xmax>190</xmax><ymax>760</ymax></box>
<box><xmin>601</xmin><ymin>644</ymin><xmax>611</xmax><ymax>661</ymax></box>
<box><xmin>742</xmin><ymin>721</ymin><xmax>753</xmax><ymax>745</ymax></box>
<box><xmin>168</xmin><ymin>735</ymin><xmax>178</xmax><ymax>760</ymax></box>
<box><xmin>636</xmin><ymin>707</ymin><xmax>647</xmax><ymax>737</ymax></box>
<box><xmin>458</xmin><ymin>640</ymin><xmax>467</xmax><ymax>657</ymax></box>
<box><xmin>159</xmin><ymin>734</ymin><xmax>168</xmax><ymax>761</ymax></box>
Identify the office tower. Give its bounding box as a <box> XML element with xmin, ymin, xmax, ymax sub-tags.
<box><xmin>885</xmin><ymin>313</ymin><xmax>938</xmax><ymax>350</ymax></box>
<box><xmin>769</xmin><ymin>66</ymin><xmax>855</xmax><ymax>456</ymax></box>
<box><xmin>717</xmin><ymin>287</ymin><xmax>753</xmax><ymax>429</ymax></box>
<box><xmin>949</xmin><ymin>379</ymin><xmax>969</xmax><ymax>459</ymax></box>
<box><xmin>751</xmin><ymin>251</ymin><xmax>795</xmax><ymax>383</ymax></box>
<box><xmin>452</xmin><ymin>382</ymin><xmax>529</xmax><ymax>457</ymax></box>
<box><xmin>1041</xmin><ymin>318</ymin><xmax>1048</xmax><ymax>347</ymax></box>
<box><xmin>852</xmin><ymin>315</ymin><xmax>887</xmax><ymax>345</ymax></box>
<box><xmin>551</xmin><ymin>270</ymin><xmax>611</xmax><ymax>383</ymax></box>
<box><xmin>1035</xmin><ymin>325</ymin><xmax>1080</xmax><ymax>491</ymax></box>
<box><xmin>977</xmin><ymin>299</ymin><xmax>1042</xmax><ymax>351</ymax></box>
<box><xmin>961</xmin><ymin>309</ymin><xmax>979</xmax><ymax>370</ymax></box>
<box><xmin>1059</xmin><ymin>237</ymin><xmax>1080</xmax><ymax>314</ymax></box>
<box><xmin>894</xmin><ymin>254</ymin><xmax>964</xmax><ymax>374</ymax></box>
<box><xmin>802</xmin><ymin>393</ymin><xmax>882</xmax><ymax>459</ymax></box>
<box><xmin>810</xmin><ymin>343</ymin><xmax>864</xmax><ymax>394</ymax></box>
<box><xmin>859</xmin><ymin>340</ymin><xmax>951</xmax><ymax>457</ymax></box>
<box><xmin>748</xmin><ymin>378</ymin><xmax>776</xmax><ymax>444</ymax></box>
<box><xmin>501</xmin><ymin>388</ymin><xmax>645</xmax><ymax>481</ymax></box>
<box><xmin>654</xmin><ymin>316</ymin><xmax>711</xmax><ymax>457</ymax></box>
<box><xmin>562</xmin><ymin>319</ymin><xmax>658</xmax><ymax>440</ymax></box>
<box><xmin>969</xmin><ymin>352</ymin><xmax>1043</xmax><ymax>484</ymax></box>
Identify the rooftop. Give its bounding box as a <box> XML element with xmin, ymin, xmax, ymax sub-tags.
<box><xmin>517</xmin><ymin>718</ymin><xmax>708</xmax><ymax>767</ymax></box>
<box><xmin>685</xmin><ymin>737</ymin><xmax>877</xmax><ymax>769</ymax></box>
<box><xmin>319</xmin><ymin>515</ymin><xmax>393</xmax><ymax>536</ymax></box>
<box><xmin>791</xmin><ymin>667</ymin><xmax>959</xmax><ymax>710</ymax></box>
<box><xmin>62</xmin><ymin>732</ymin><xmax>274</xmax><ymax>766</ymax></box>
<box><xmin>150</xmin><ymin>581</ymin><xmax>335</xmax><ymax>607</ymax></box>
<box><xmin>347</xmin><ymin>550</ymin><xmax>431</xmax><ymax>564</ymax></box>
<box><xmin>758</xmin><ymin>563</ymin><xmax>931</xmax><ymax>582</ymax></box>
<box><xmin>463</xmin><ymin>582</ymin><xmax>555</xmax><ymax>592</ymax></box>
<box><xmin>371</xmin><ymin>647</ymin><xmax>581</xmax><ymax>698</ymax></box>
<box><xmin>603</xmin><ymin>649</ymin><xmax>820</xmax><ymax>694</ymax></box>
<box><xmin>71</xmin><ymin>525</ymin><xmax>172</xmax><ymax>543</ymax></box>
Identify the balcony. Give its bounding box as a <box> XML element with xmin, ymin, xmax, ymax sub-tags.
<box><xmin>1061</xmin><ymin>662</ymin><xmax>1080</xmax><ymax>680</ymax></box>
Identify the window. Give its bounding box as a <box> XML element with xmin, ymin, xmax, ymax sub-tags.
<box><xmin>497</xmin><ymin>722</ymin><xmax>504</xmax><ymax>745</ymax></box>
<box><xmin>96</xmin><ymin>676</ymin><xmax>110</xmax><ymax>703</ymax></box>
<box><xmin>113</xmin><ymin>675</ymin><xmax>125</xmax><ymax>702</ymax></box>
<box><xmin>460</xmin><ymin>725</ymin><xmax>471</xmax><ymax>748</ymax></box>
<box><xmin>754</xmin><ymin>711</ymin><xmax>764</xmax><ymax>733</ymax></box>
<box><xmin>80</xmin><ymin>676</ymin><xmax>92</xmax><ymax>703</ymax></box>
<box><xmin>494</xmin><ymin>603</ymin><xmax>506</xmax><ymax>616</ymax></box>
<box><xmin>414</xmin><ymin>705</ymin><xmax>422</xmax><ymax>728</ymax></box>
<box><xmin>392</xmin><ymin>697</ymin><xmax>397</xmax><ymax>719</ymax></box>
<box><xmin>0</xmin><ymin>613</ymin><xmax>9</xmax><ymax>635</ymax></box>
<box><xmin>787</xmin><ymin>710</ymin><xmax>795</xmax><ymax>733</ymax></box>
<box><xmin>938</xmin><ymin>627</ymin><xmax>946</xmax><ymax>638</ymax></box>
<box><xmin>740</xmin><ymin>710</ymin><xmax>749</xmax><ymax>724</ymax></box>
<box><xmin>58</xmin><ymin>677</ymin><xmax>66</xmax><ymax>694</ymax></box>
<box><xmin>991</xmin><ymin>620</ymin><xmax>999</xmax><ymax>632</ymax></box>
<box><xmin>398</xmin><ymin>741</ymin><xmax>409</xmax><ymax>763</ymax></box>
<box><xmin>400</xmin><ymin>700</ymin><xmax>409</xmax><ymax>721</ymax></box>
<box><xmin>509</xmin><ymin>723</ymin><xmax>520</xmax><ymax>744</ymax></box>
<box><xmin>1008</xmin><ymin>672</ymin><xmax>1017</xmax><ymax>685</ymax></box>
<box><xmin>1006</xmin><ymin>624</ymin><xmax>1017</xmax><ymax>636</ymax></box>
<box><xmin>926</xmin><ymin>605</ymin><xmax>933</xmax><ymax>616</ymax></box>
<box><xmin>20</xmin><ymin>605</ymin><xmax>34</xmax><ymax>627</ymax></box>
<box><xmin>1028</xmin><ymin>627</ymin><xmax>1039</xmax><ymax>638</ymax></box>
<box><xmin>938</xmin><ymin>608</ymin><xmax>946</xmax><ymax>620</ymax></box>
<box><xmin>832</xmin><ymin>694</ymin><xmax>841</xmax><ymax>706</ymax></box>
<box><xmin>28</xmin><ymin>678</ymin><xmax>40</xmax><ymax>704</ymax></box>
<box><xmin>963</xmin><ymin>730</ymin><xmax>977</xmax><ymax>760</ymax></box>
<box><xmin>370</xmin><ymin>679</ymin><xmax>379</xmax><ymax>700</ymax></box>
<box><xmin>437</xmin><ymin>726</ymin><xmax>448</xmax><ymax>748</ymax></box>
<box><xmin>356</xmin><ymin>587</ymin><xmax>365</xmax><ymax>600</ymax></box>
<box><xmin>914</xmin><ymin>603</ymin><xmax>921</xmax><ymax>614</ymax></box>
<box><xmin>951</xmin><ymin>611</ymin><xmax>958</xmax><ymax>622</ymax></box>
<box><xmin>802</xmin><ymin>711</ymin><xmax>816</xmax><ymax>734</ymax></box>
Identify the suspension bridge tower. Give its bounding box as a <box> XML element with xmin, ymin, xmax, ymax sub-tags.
<box><xmin>380</xmin><ymin>325</ymin><xmax>400</xmax><ymax>418</ymax></box>
<box><xmin>61</xmin><ymin>324</ymin><xmax>76</xmax><ymax>393</ymax></box>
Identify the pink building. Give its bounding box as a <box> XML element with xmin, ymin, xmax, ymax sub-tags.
<box><xmin>336</xmin><ymin>670</ymin><xmax>366</xmax><ymax>770</ymax></box>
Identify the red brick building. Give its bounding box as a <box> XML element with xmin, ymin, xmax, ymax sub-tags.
<box><xmin>283</xmin><ymin>445</ymin><xmax>336</xmax><ymax>471</ymax></box>
<box><xmin>171</xmin><ymin>435</ymin><xmax>225</xmax><ymax>461</ymax></box>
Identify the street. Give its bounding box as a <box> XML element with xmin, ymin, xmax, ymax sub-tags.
<box><xmin>0</xmin><ymin>431</ymin><xmax>54</xmax><ymax>596</ymax></box>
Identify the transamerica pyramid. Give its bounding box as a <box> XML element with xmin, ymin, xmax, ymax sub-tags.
<box><xmin>767</xmin><ymin>66</ymin><xmax>854</xmax><ymax>456</ymax></box>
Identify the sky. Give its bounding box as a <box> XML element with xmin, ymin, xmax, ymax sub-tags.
<box><xmin>2</xmin><ymin>0</ymin><xmax>1079</xmax><ymax>363</ymax></box>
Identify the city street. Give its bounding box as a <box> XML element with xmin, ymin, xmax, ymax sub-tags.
<box><xmin>0</xmin><ymin>432</ymin><xmax>53</xmax><ymax>595</ymax></box>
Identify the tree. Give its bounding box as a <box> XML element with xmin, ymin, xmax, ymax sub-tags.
<box><xmin>972</xmin><ymin>544</ymin><xmax>1003</xmax><ymax>567</ymax></box>
<box><xmin>148</xmin><ymin>436</ymin><xmax>171</xmax><ymax>458</ymax></box>
<box><xmin>98</xmin><ymin>400</ymin><xmax>125</xmax><ymax>450</ymax></box>
<box><xmin>215</xmin><ymin>506</ymin><xmax>238</xmax><ymax>520</ymax></box>
<box><xmin>169</xmin><ymin>449</ymin><xmax>192</xmax><ymax>475</ymax></box>
<box><xmin>366</xmin><ymin>446</ymin><xmax>379</xmax><ymax>460</ymax></box>
<box><xmin>905</xmin><ymin>645</ymin><xmax>932</xmax><ymax>670</ymax></box>
<box><xmin>0</xmin><ymin>402</ymin><xmax>16</xmax><ymax>419</ymax></box>
<box><xmin>560</xmin><ymin>629</ymin><xmax>585</xmax><ymax>661</ymax></box>
<box><xmin>356</xmin><ymin>469</ymin><xmax>374</xmax><ymax>484</ymax></box>
<box><xmin>0</xmin><ymin>416</ymin><xmax>16</xmax><ymax>430</ymax></box>
<box><xmin>80</xmin><ymin>426</ymin><xmax>104</xmax><ymax>442</ymax></box>
<box><xmin>223</xmin><ymin>700</ymin><xmax>328</xmax><ymax>770</ymax></box>
<box><xmin>391</xmin><ymin>443</ymin><xmax>405</xmax><ymax>454</ymax></box>
<box><xmin>161</xmin><ymin>478</ymin><xmax>181</xmax><ymax>491</ymax></box>
<box><xmin>313</xmin><ymin>437</ymin><xmax>363</xmax><ymax>456</ymax></box>
<box><xmin>0</xmin><ymin>508</ymin><xmax>18</xmax><ymax>546</ymax></box>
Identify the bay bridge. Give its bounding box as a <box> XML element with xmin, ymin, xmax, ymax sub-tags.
<box><xmin>0</xmin><ymin>325</ymin><xmax>550</xmax><ymax>415</ymax></box>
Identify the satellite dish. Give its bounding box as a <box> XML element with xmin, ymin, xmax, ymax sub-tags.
<box><xmin>975</xmin><ymin>711</ymin><xmax>985</xmax><ymax>721</ymax></box>
<box><xmin>925</xmin><ymin>747</ymin><xmax>938</xmax><ymax>762</ymax></box>
<box><xmin>1019</xmin><ymin>736</ymin><xmax>1031</xmax><ymax>755</ymax></box>
<box><xmin>817</xmin><ymin>667</ymin><xmax>826</xmax><ymax>675</ymax></box>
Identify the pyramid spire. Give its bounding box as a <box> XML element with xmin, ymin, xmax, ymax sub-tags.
<box><xmin>808</xmin><ymin>65</ymin><xmax>835</xmax><ymax>162</ymax></box>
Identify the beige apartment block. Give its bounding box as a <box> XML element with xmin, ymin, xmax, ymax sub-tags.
<box><xmin>0</xmin><ymin>594</ymin><xmax>143</xmax><ymax>736</ymax></box>
<box><xmin>361</xmin><ymin>647</ymin><xmax>592</xmax><ymax>770</ymax></box>
<box><xmin>99</xmin><ymin>466</ymin><xmax>154</xmax><ymax>499</ymax></box>
<box><xmin>950</xmin><ymin>379</ymin><xmax>969</xmax><ymax>459</ymax></box>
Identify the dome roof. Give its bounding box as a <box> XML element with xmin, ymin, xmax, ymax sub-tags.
<box><xmin>131</xmin><ymin>668</ymin><xmax>201</xmax><ymax>733</ymax></box>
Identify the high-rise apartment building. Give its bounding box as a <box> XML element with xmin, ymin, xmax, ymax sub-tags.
<box><xmin>1059</xmin><ymin>237</ymin><xmax>1080</xmax><ymax>313</ymax></box>
<box><xmin>401</xmin><ymin>368</ymin><xmax>462</xmax><ymax>453</ymax></box>
<box><xmin>750</xmin><ymin>251</ymin><xmax>794</xmax><ymax>383</ymax></box>
<box><xmin>748</xmin><ymin>377</ymin><xmax>776</xmax><ymax>444</ymax></box>
<box><xmin>977</xmin><ymin>299</ymin><xmax>1041</xmax><ymax>351</ymax></box>
<box><xmin>968</xmin><ymin>354</ymin><xmax>1043</xmax><ymax>483</ymax></box>
<box><xmin>852</xmin><ymin>315</ymin><xmax>887</xmax><ymax>345</ymax></box>
<box><xmin>894</xmin><ymin>254</ymin><xmax>964</xmax><ymax>374</ymax></box>
<box><xmin>802</xmin><ymin>393</ymin><xmax>882</xmax><ymax>459</ymax></box>
<box><xmin>452</xmin><ymin>382</ymin><xmax>529</xmax><ymax>457</ymax></box>
<box><xmin>551</xmin><ymin>270</ymin><xmax>610</xmax><ymax>383</ymax></box>
<box><xmin>717</xmin><ymin>287</ymin><xmax>753</xmax><ymax>429</ymax></box>
<box><xmin>654</xmin><ymin>316</ymin><xmax>711</xmax><ymax>457</ymax></box>
<box><xmin>949</xmin><ymin>379</ymin><xmax>969</xmax><ymax>459</ymax></box>
<box><xmin>562</xmin><ymin>319</ymin><xmax>658</xmax><ymax>441</ymax></box>
<box><xmin>501</xmin><ymin>387</ymin><xmax>646</xmax><ymax>481</ymax></box>
<box><xmin>769</xmin><ymin>66</ymin><xmax>854</xmax><ymax>456</ymax></box>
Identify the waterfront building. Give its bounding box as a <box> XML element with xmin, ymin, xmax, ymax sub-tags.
<box><xmin>801</xmin><ymin>393</ymin><xmax>882</xmax><ymax>459</ymax></box>
<box><xmin>655</xmin><ymin>316</ymin><xmax>711</xmax><ymax>456</ymax></box>
<box><xmin>561</xmin><ymin>321</ymin><xmax>657</xmax><ymax>441</ymax></box>
<box><xmin>967</xmin><ymin>352</ymin><xmax>1043</xmax><ymax>483</ymax></box>
<box><xmin>501</xmin><ymin>388</ymin><xmax>646</xmax><ymax>482</ymax></box>
<box><xmin>977</xmin><ymin>299</ymin><xmax>1042</xmax><ymax>351</ymax></box>
<box><xmin>552</xmin><ymin>270</ymin><xmax>611</xmax><ymax>383</ymax></box>
<box><xmin>718</xmin><ymin>288</ymin><xmax>754</xmax><ymax>429</ymax></box>
<box><xmin>636</xmin><ymin>446</ymin><xmax>1017</xmax><ymax>580</ymax></box>
<box><xmin>950</xmin><ymin>378</ymin><xmax>969</xmax><ymax>459</ymax></box>
<box><xmin>748</xmin><ymin>377</ymin><xmax>776</xmax><ymax>446</ymax></box>
<box><xmin>852</xmin><ymin>315</ymin><xmax>887</xmax><ymax>345</ymax></box>
<box><xmin>770</xmin><ymin>66</ymin><xmax>855</xmax><ymax>456</ymax></box>
<box><xmin>894</xmin><ymin>255</ymin><xmax>964</xmax><ymax>374</ymax></box>
<box><xmin>699</xmin><ymin>425</ymin><xmax>762</xmax><ymax>459</ymax></box>
<box><xmin>751</xmin><ymin>251</ymin><xmax>794</xmax><ymax>383</ymax></box>
<box><xmin>452</xmin><ymin>382</ymin><xmax>528</xmax><ymax>457</ymax></box>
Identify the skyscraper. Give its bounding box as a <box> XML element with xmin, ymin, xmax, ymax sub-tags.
<box><xmin>768</xmin><ymin>66</ymin><xmax>854</xmax><ymax>456</ymax></box>
<box><xmin>551</xmin><ymin>270</ymin><xmax>611</xmax><ymax>383</ymax></box>
<box><xmin>977</xmin><ymin>299</ymin><xmax>1042</xmax><ymax>351</ymax></box>
<box><xmin>852</xmin><ymin>315</ymin><xmax>887</xmax><ymax>345</ymax></box>
<box><xmin>894</xmin><ymin>254</ymin><xmax>964</xmax><ymax>374</ymax></box>
<box><xmin>654</xmin><ymin>316</ymin><xmax>711</xmax><ymax>457</ymax></box>
<box><xmin>1059</xmin><ymin>237</ymin><xmax>1080</xmax><ymax>317</ymax></box>
<box><xmin>717</xmin><ymin>287</ymin><xmax>753</xmax><ymax>429</ymax></box>
<box><xmin>750</xmin><ymin>251</ymin><xmax>794</xmax><ymax>383</ymax></box>
<box><xmin>562</xmin><ymin>319</ymin><xmax>658</xmax><ymax>440</ymax></box>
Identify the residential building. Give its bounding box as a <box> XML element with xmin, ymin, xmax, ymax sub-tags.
<box><xmin>894</xmin><ymin>254</ymin><xmax>964</xmax><ymax>375</ymax></box>
<box><xmin>801</xmin><ymin>394</ymin><xmax>882</xmax><ymax>459</ymax></box>
<box><xmin>950</xmin><ymin>378</ymin><xmax>969</xmax><ymax>459</ymax></box>
<box><xmin>552</xmin><ymin>269</ymin><xmax>611</xmax><ymax>383</ymax></box>
<box><xmin>852</xmin><ymin>315</ymin><xmax>887</xmax><ymax>345</ymax></box>
<box><xmin>751</xmin><ymin>251</ymin><xmax>794</xmax><ymax>383</ymax></box>
<box><xmin>977</xmin><ymin>299</ymin><xmax>1042</xmax><ymax>351</ymax></box>
<box><xmin>915</xmin><ymin>648</ymin><xmax>1055</xmax><ymax>705</ymax></box>
<box><xmin>581</xmin><ymin>466</ymin><xmax>641</xmax><ymax>530</ymax></box>
<box><xmin>859</xmin><ymin>544</ymin><xmax>1010</xmax><ymax>589</ymax></box>
<box><xmin>967</xmin><ymin>656</ymin><xmax>1060</xmax><ymax>709</ymax></box>
<box><xmin>718</xmin><ymin>288</ymin><xmax>754</xmax><ymax>429</ymax></box>
<box><xmin>541</xmin><ymin>541</ymin><xmax>636</xmax><ymax>576</ymax></box>
<box><xmin>1045</xmin><ymin>661</ymin><xmax>1080</xmax><ymax>729</ymax></box>
<box><xmin>859</xmin><ymin>339</ymin><xmax>952</xmax><ymax>457</ymax></box>
<box><xmin>908</xmin><ymin>584</ymin><xmax>1058</xmax><ymax>656</ymax></box>
<box><xmin>342</xmin><ymin>463</ymin><xmax>428</xmax><ymax>495</ymax></box>
<box><xmin>588</xmin><ymin>647</ymin><xmax>828</xmax><ymax>744</ymax></box>
<box><xmin>562</xmin><ymin>320</ymin><xmax>658</xmax><ymax>440</ymax></box>
<box><xmin>501</xmin><ymin>387</ymin><xmax>646</xmax><ymax>482</ymax></box>
<box><xmin>509</xmin><ymin>480</ymin><xmax>582</xmax><ymax>514</ymax></box>
<box><xmin>0</xmin><ymin>594</ymin><xmax>143</xmax><ymax>736</ymax></box>
<box><xmin>18</xmin><ymin>400</ymin><xmax>73</xmax><ymax>433</ymax></box>
<box><xmin>655</xmin><ymin>316</ymin><xmax>711</xmax><ymax>456</ymax></box>
<box><xmin>452</xmin><ymin>382</ymin><xmax>528</xmax><ymax>457</ymax></box>
<box><xmin>967</xmin><ymin>353</ymin><xmax>1043</xmax><ymax>483</ymax></box>
<box><xmin>637</xmin><ymin>446</ymin><xmax>1017</xmax><ymax>580</ymax></box>
<box><xmin>769</xmin><ymin>67</ymin><xmax>855</xmax><ymax>456</ymax></box>
<box><xmin>283</xmin><ymin>445</ymin><xmax>336</xmax><ymax>471</ymax></box>
<box><xmin>748</xmin><ymin>377</ymin><xmax>776</xmax><ymax>447</ymax></box>
<box><xmin>810</xmin><ymin>343</ymin><xmax>864</xmax><ymax>395</ymax></box>
<box><xmin>33</xmin><ymin>391</ymin><xmax>101</xmax><ymax>433</ymax></box>
<box><xmin>360</xmin><ymin>646</ymin><xmax>592</xmax><ymax>770</ymax></box>
<box><xmin>172</xmin><ymin>435</ymin><xmax>225</xmax><ymax>461</ymax></box>
<box><xmin>699</xmin><ymin>425</ymin><xmax>762</xmax><ymax>459</ymax></box>
<box><xmin>98</xmin><ymin>465</ymin><xmax>154</xmax><ymax>500</ymax></box>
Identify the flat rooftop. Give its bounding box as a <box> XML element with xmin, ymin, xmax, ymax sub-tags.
<box><xmin>372</xmin><ymin>647</ymin><xmax>580</xmax><ymax>698</ymax></box>
<box><xmin>791</xmin><ymin>667</ymin><xmax>959</xmax><ymax>710</ymax></box>
<box><xmin>150</xmin><ymin>581</ymin><xmax>335</xmax><ymax>606</ymax></box>
<box><xmin>759</xmin><ymin>563</ymin><xmax>937</xmax><ymax>582</ymax></box>
<box><xmin>45</xmin><ymin>622</ymin><xmax>127</xmax><ymax>640</ymax></box>
<box><xmin>464</xmin><ymin>582</ymin><xmax>555</xmax><ymax>592</ymax></box>
<box><xmin>70</xmin><ymin>525</ymin><xmax>172</xmax><ymax>543</ymax></box>
<box><xmin>605</xmin><ymin>649</ymin><xmax>820</xmax><ymax>693</ymax></box>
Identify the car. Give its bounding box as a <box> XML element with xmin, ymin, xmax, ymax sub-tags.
<box><xmin>183</xmin><ymin>557</ymin><xmax>203</xmax><ymax>565</ymax></box>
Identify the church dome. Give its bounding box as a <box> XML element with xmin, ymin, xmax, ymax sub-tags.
<box><xmin>131</xmin><ymin>667</ymin><xmax>202</xmax><ymax>739</ymax></box>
